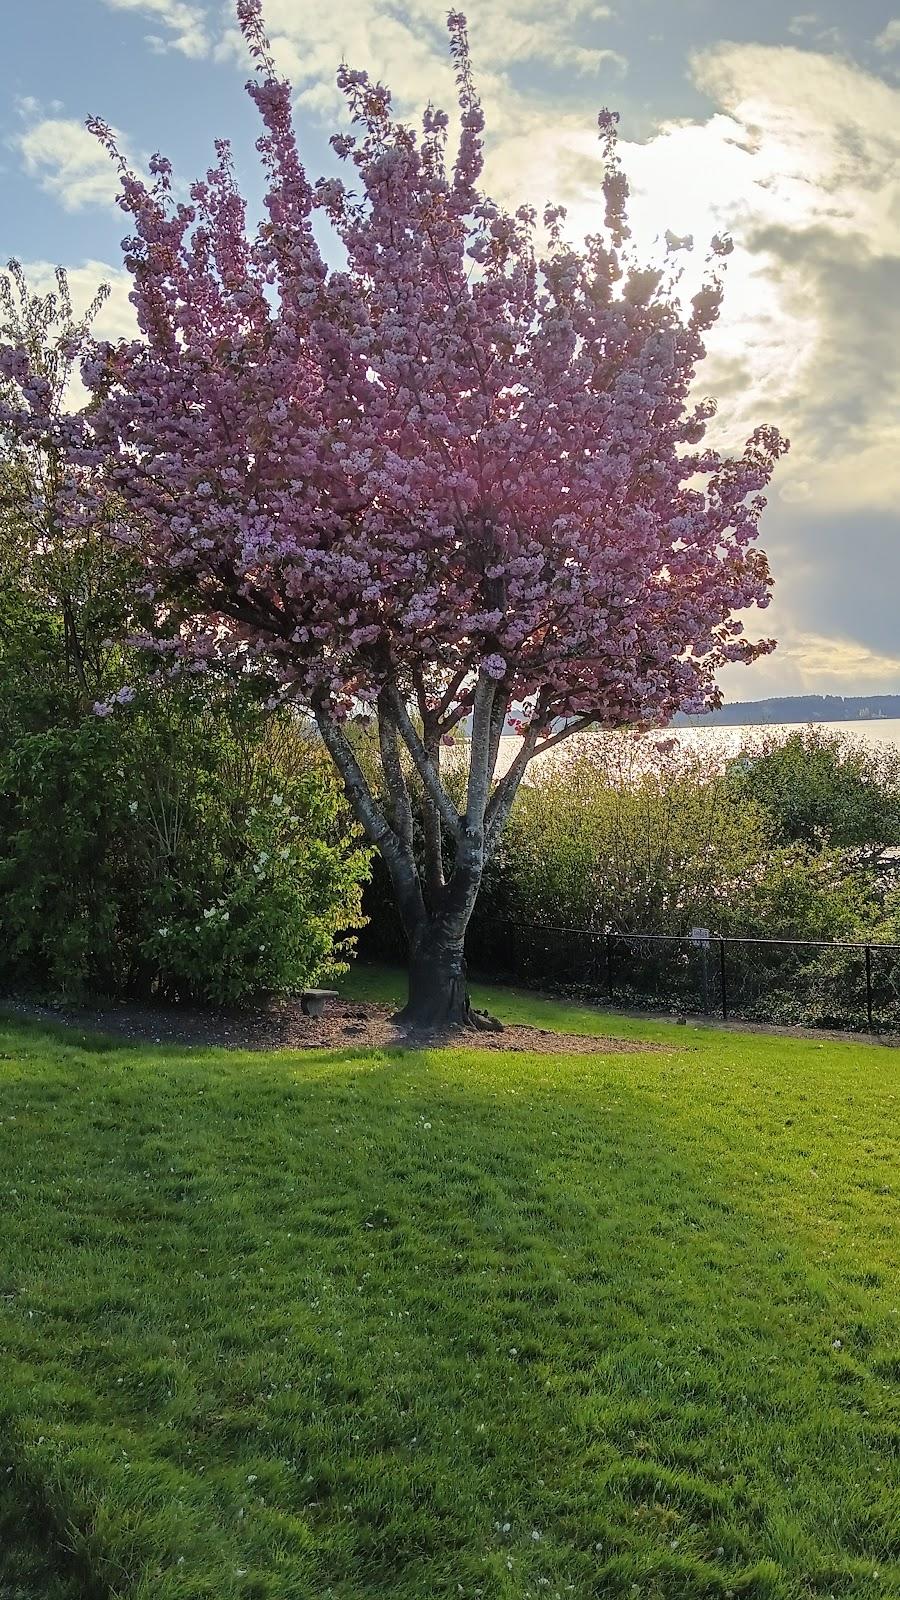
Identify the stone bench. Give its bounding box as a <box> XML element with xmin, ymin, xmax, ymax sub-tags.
<box><xmin>300</xmin><ymin>988</ymin><xmax>339</xmax><ymax>1018</ymax></box>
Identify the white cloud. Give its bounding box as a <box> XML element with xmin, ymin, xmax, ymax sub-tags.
<box><xmin>216</xmin><ymin>2</ymin><xmax>455</xmax><ymax>119</ymax></box>
<box><xmin>689</xmin><ymin>43</ymin><xmax>900</xmax><ymax>242</ymax></box>
<box><xmin>683</xmin><ymin>46</ymin><xmax>899</xmax><ymax>504</ymax></box>
<box><xmin>721</xmin><ymin>631</ymin><xmax>900</xmax><ymax>700</ymax></box>
<box><xmin>15</xmin><ymin>118</ymin><xmax>124</xmax><ymax>211</ymax></box>
<box><xmin>784</xmin><ymin>635</ymin><xmax>900</xmax><ymax>681</ymax></box>
<box><xmin>788</xmin><ymin>13</ymin><xmax>820</xmax><ymax>35</ymax></box>
<box><xmin>786</xmin><ymin>13</ymin><xmax>841</xmax><ymax>48</ymax></box>
<box><xmin>100</xmin><ymin>0</ymin><xmax>211</xmax><ymax>59</ymax></box>
<box><xmin>512</xmin><ymin>45</ymin><xmax>898</xmax><ymax>520</ymax></box>
<box><xmin>874</xmin><ymin>18</ymin><xmax>900</xmax><ymax>52</ymax></box>
<box><xmin>215</xmin><ymin>0</ymin><xmax>624</xmax><ymax>120</ymax></box>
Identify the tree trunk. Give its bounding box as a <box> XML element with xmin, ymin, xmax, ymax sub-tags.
<box><xmin>311</xmin><ymin>697</ymin><xmax>506</xmax><ymax>1035</ymax></box>
<box><xmin>396</xmin><ymin>922</ymin><xmax>471</xmax><ymax>1030</ymax></box>
<box><xmin>395</xmin><ymin>919</ymin><xmax>500</xmax><ymax>1032</ymax></box>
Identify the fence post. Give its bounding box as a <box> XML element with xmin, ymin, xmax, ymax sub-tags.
<box><xmin>719</xmin><ymin>937</ymin><xmax>728</xmax><ymax>1022</ymax></box>
<box><xmin>865</xmin><ymin>943</ymin><xmax>873</xmax><ymax>1031</ymax></box>
<box><xmin>606</xmin><ymin>931</ymin><xmax>614</xmax><ymax>1002</ymax></box>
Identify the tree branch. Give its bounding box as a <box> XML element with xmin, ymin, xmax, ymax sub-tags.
<box><xmin>486</xmin><ymin>690</ymin><xmax>509</xmax><ymax>791</ymax></box>
<box><xmin>435</xmin><ymin>666</ymin><xmax>469</xmax><ymax>725</ymax></box>
<box><xmin>421</xmin><ymin>730</ymin><xmax>447</xmax><ymax>908</ymax></box>
<box><xmin>531</xmin><ymin>714</ymin><xmax>599</xmax><ymax>760</ymax></box>
<box><xmin>483</xmin><ymin>714</ymin><xmax>599</xmax><ymax>857</ymax></box>
<box><xmin>408</xmin><ymin>672</ymin><xmax>449</xmax><ymax>909</ymax></box>
<box><xmin>465</xmin><ymin>671</ymin><xmax>500</xmax><ymax>835</ymax></box>
<box><xmin>314</xmin><ymin>699</ymin><xmax>426</xmax><ymax>936</ymax></box>
<box><xmin>383</xmin><ymin>681</ymin><xmax>463</xmax><ymax>843</ymax></box>
<box><xmin>483</xmin><ymin>720</ymin><xmax>540</xmax><ymax>854</ymax></box>
<box><xmin>376</xmin><ymin>696</ymin><xmax>414</xmax><ymax>855</ymax></box>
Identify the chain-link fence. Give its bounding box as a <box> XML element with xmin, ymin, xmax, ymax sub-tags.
<box><xmin>467</xmin><ymin>923</ymin><xmax>900</xmax><ymax>1033</ymax></box>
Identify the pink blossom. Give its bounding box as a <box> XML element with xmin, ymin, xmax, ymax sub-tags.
<box><xmin>0</xmin><ymin>3</ymin><xmax>788</xmax><ymax>982</ymax></box>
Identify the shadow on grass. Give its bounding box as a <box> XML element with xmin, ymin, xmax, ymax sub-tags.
<box><xmin>0</xmin><ymin>1004</ymin><xmax>143</xmax><ymax>1054</ymax></box>
<box><xmin>0</xmin><ymin>1034</ymin><xmax>896</xmax><ymax>1598</ymax></box>
<box><xmin>0</xmin><ymin>1469</ymin><xmax>109</xmax><ymax>1600</ymax></box>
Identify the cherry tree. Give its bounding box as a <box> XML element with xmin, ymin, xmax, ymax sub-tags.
<box><xmin>3</xmin><ymin>1</ymin><xmax>788</xmax><ymax>1027</ymax></box>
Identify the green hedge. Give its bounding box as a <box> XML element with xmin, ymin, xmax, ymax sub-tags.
<box><xmin>0</xmin><ymin>689</ymin><xmax>370</xmax><ymax>1005</ymax></box>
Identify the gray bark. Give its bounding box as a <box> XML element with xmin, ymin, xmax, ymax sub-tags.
<box><xmin>315</xmin><ymin>682</ymin><xmax>594</xmax><ymax>1029</ymax></box>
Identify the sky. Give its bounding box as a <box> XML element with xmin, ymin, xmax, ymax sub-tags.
<box><xmin>2</xmin><ymin>0</ymin><xmax>899</xmax><ymax>703</ymax></box>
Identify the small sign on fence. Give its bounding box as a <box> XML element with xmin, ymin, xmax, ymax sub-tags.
<box><xmin>690</xmin><ymin>927</ymin><xmax>712</xmax><ymax>1012</ymax></box>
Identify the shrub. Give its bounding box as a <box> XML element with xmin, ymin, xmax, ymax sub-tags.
<box><xmin>472</xmin><ymin>734</ymin><xmax>772</xmax><ymax>943</ymax></box>
<box><xmin>0</xmin><ymin>720</ymin><xmax>128</xmax><ymax>996</ymax></box>
<box><xmin>0</xmin><ymin>264</ymin><xmax>370</xmax><ymax>1004</ymax></box>
<box><xmin>729</xmin><ymin>726</ymin><xmax>900</xmax><ymax>855</ymax></box>
<box><xmin>455</xmin><ymin>736</ymin><xmax>886</xmax><ymax>1019</ymax></box>
<box><xmin>0</xmin><ymin>687</ymin><xmax>370</xmax><ymax>1004</ymax></box>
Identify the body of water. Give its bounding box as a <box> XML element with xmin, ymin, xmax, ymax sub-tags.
<box><xmin>492</xmin><ymin>719</ymin><xmax>900</xmax><ymax>778</ymax></box>
<box><xmin>667</xmin><ymin>718</ymin><xmax>900</xmax><ymax>758</ymax></box>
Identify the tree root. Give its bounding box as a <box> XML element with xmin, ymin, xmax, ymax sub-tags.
<box><xmin>392</xmin><ymin>1000</ymin><xmax>505</xmax><ymax>1035</ymax></box>
<box><xmin>467</xmin><ymin>1006</ymin><xmax>504</xmax><ymax>1033</ymax></box>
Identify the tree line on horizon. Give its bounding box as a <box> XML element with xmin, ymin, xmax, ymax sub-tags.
<box><xmin>675</xmin><ymin>693</ymin><xmax>900</xmax><ymax>727</ymax></box>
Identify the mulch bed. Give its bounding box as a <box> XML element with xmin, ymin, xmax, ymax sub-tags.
<box><xmin>1</xmin><ymin>995</ymin><xmax>657</xmax><ymax>1056</ymax></box>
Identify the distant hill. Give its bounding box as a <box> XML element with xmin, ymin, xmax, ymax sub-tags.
<box><xmin>673</xmin><ymin>695</ymin><xmax>900</xmax><ymax>727</ymax></box>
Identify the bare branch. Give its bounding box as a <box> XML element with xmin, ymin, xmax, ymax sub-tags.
<box><xmin>377</xmin><ymin>696</ymin><xmax>414</xmax><ymax>854</ymax></box>
<box><xmin>465</xmin><ymin>672</ymin><xmax>500</xmax><ymax>833</ymax></box>
<box><xmin>435</xmin><ymin>666</ymin><xmax>469</xmax><ymax>725</ymax></box>
<box><xmin>486</xmin><ymin>690</ymin><xmax>509</xmax><ymax>790</ymax></box>
<box><xmin>421</xmin><ymin>730</ymin><xmax>447</xmax><ymax>907</ymax></box>
<box><xmin>383</xmin><ymin>682</ymin><xmax>463</xmax><ymax>842</ymax></box>
<box><xmin>314</xmin><ymin>703</ymin><xmax>394</xmax><ymax>848</ymax></box>
<box><xmin>483</xmin><ymin>714</ymin><xmax>600</xmax><ymax>857</ymax></box>
<box><xmin>314</xmin><ymin>700</ymin><xmax>426</xmax><ymax>934</ymax></box>
<box><xmin>531</xmin><ymin>714</ymin><xmax>600</xmax><ymax>759</ymax></box>
<box><xmin>484</xmin><ymin>719</ymin><xmax>541</xmax><ymax>853</ymax></box>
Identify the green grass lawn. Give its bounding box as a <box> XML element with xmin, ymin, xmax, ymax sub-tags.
<box><xmin>0</xmin><ymin>971</ymin><xmax>898</xmax><ymax>1600</ymax></box>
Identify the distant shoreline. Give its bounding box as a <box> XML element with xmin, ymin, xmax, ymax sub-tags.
<box><xmin>673</xmin><ymin>694</ymin><xmax>900</xmax><ymax>728</ymax></box>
